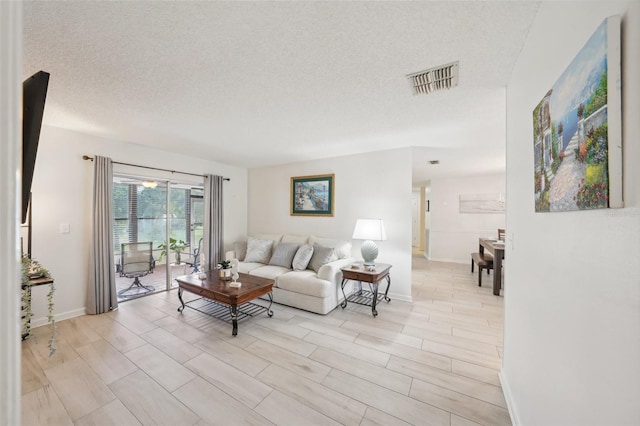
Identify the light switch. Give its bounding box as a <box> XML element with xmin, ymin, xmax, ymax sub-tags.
<box><xmin>60</xmin><ymin>223</ymin><xmax>70</xmax><ymax>234</ymax></box>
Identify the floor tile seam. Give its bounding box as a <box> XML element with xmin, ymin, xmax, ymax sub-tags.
<box><xmin>386</xmin><ymin>355</ymin><xmax>504</xmax><ymax>391</ymax></box>
<box><xmin>360</xmin><ymin>406</ymin><xmax>413</xmax><ymax>426</ymax></box>
<box><xmin>24</xmin><ymin>381</ymin><xmax>76</xmax><ymax>425</ymax></box>
<box><xmin>444</xmin><ymin>334</ymin><xmax>502</xmax><ymax>347</ymax></box>
<box><xmin>417</xmin><ymin>335</ymin><xmax>501</xmax><ymax>358</ymax></box>
<box><xmin>323</xmin><ymin>359</ymin><xmax>415</xmax><ymax>398</ymax></box>
<box><xmin>74</xmin><ymin>339</ymin><xmax>140</xmax><ymax>384</ymax></box>
<box><xmin>420</xmin><ymin>327</ymin><xmax>502</xmax><ymax>349</ymax></box>
<box><xmin>111</xmin><ymin>368</ymin><xmax>197</xmax><ymax>422</ymax></box>
<box><xmin>247</xmin><ymin>342</ymin><xmax>333</xmax><ymax>383</ymax></box>
<box><xmin>403</xmin><ymin>367</ymin><xmax>508</xmax><ymax>408</ymax></box>
<box><xmin>436</xmin><ymin>323</ymin><xmax>503</xmax><ymax>339</ymax></box>
<box><xmin>358</xmin><ymin>332</ymin><xmax>425</xmax><ymax>353</ymax></box>
<box><xmin>427</xmin><ymin>318</ymin><xmax>500</xmax><ymax>336</ymax></box>
<box><xmin>302</xmin><ymin>331</ymin><xmax>390</xmax><ymax>360</ymax></box>
<box><xmin>122</xmin><ymin>346</ymin><xmax>197</xmax><ymax>394</ymax></box>
<box><xmin>418</xmin><ymin>342</ymin><xmax>502</xmax><ymax>369</ymax></box>
<box><xmin>314</xmin><ymin>370</ymin><xmax>406</xmax><ymax>424</ymax></box>
<box><xmin>36</xmin><ymin>338</ymin><xmax>82</xmax><ymax>373</ymax></box>
<box><xmin>194</xmin><ymin>339</ymin><xmax>273</xmax><ymax>378</ymax></box>
<box><xmin>186</xmin><ymin>364</ymin><xmax>275</xmax><ymax>411</ymax></box>
<box><xmin>409</xmin><ymin>376</ymin><xmax>510</xmax><ymax>415</ymax></box>
<box><xmin>380</xmin><ymin>349</ymin><xmax>455</xmax><ymax>375</ymax></box>
<box><xmin>261</xmin><ymin>365</ymin><xmax>367</xmax><ymax>425</ymax></box>
<box><xmin>45</xmin><ymin>360</ymin><xmax>118</xmax><ymax>421</ymax></box>
<box><xmin>154</xmin><ymin>376</ymin><xmax>207</xmax><ymax>423</ymax></box>
<box><xmin>246</xmin><ymin>327</ymin><xmax>320</xmax><ymax>357</ymax></box>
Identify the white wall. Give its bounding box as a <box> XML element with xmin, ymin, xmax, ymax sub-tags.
<box><xmin>503</xmin><ymin>1</ymin><xmax>640</xmax><ymax>425</ymax></box>
<box><xmin>428</xmin><ymin>174</ymin><xmax>505</xmax><ymax>263</ymax></box>
<box><xmin>28</xmin><ymin>125</ymin><xmax>248</xmax><ymax>325</ymax></box>
<box><xmin>248</xmin><ymin>148</ymin><xmax>413</xmax><ymax>302</ymax></box>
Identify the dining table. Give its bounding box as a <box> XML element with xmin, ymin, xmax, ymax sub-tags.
<box><xmin>479</xmin><ymin>238</ymin><xmax>505</xmax><ymax>296</ymax></box>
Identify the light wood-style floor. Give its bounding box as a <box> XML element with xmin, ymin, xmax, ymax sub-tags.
<box><xmin>21</xmin><ymin>256</ymin><xmax>509</xmax><ymax>426</ymax></box>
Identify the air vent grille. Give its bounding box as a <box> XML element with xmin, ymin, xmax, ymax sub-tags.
<box><xmin>407</xmin><ymin>61</ymin><xmax>459</xmax><ymax>95</ymax></box>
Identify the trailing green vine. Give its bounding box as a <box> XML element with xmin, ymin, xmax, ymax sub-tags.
<box><xmin>21</xmin><ymin>255</ymin><xmax>56</xmax><ymax>356</ymax></box>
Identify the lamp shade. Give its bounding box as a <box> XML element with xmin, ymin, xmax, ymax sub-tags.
<box><xmin>352</xmin><ymin>219</ymin><xmax>386</xmax><ymax>265</ymax></box>
<box><xmin>352</xmin><ymin>219</ymin><xmax>386</xmax><ymax>241</ymax></box>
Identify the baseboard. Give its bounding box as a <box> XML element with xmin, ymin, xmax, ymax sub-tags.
<box><xmin>388</xmin><ymin>292</ymin><xmax>412</xmax><ymax>303</ymax></box>
<box><xmin>499</xmin><ymin>369</ymin><xmax>520</xmax><ymax>426</ymax></box>
<box><xmin>30</xmin><ymin>307</ymin><xmax>86</xmax><ymax>328</ymax></box>
<box><xmin>427</xmin><ymin>257</ymin><xmax>468</xmax><ymax>264</ymax></box>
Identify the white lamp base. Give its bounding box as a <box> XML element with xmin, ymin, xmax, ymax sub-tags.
<box><xmin>361</xmin><ymin>240</ymin><xmax>379</xmax><ymax>266</ymax></box>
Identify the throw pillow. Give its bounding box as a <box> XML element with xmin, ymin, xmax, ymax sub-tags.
<box><xmin>308</xmin><ymin>243</ymin><xmax>335</xmax><ymax>272</ymax></box>
<box><xmin>292</xmin><ymin>244</ymin><xmax>314</xmax><ymax>271</ymax></box>
<box><xmin>233</xmin><ymin>241</ymin><xmax>247</xmax><ymax>261</ymax></box>
<box><xmin>269</xmin><ymin>242</ymin><xmax>300</xmax><ymax>269</ymax></box>
<box><xmin>244</xmin><ymin>237</ymin><xmax>273</xmax><ymax>264</ymax></box>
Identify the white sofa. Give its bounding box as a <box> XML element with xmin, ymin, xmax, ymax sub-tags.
<box><xmin>227</xmin><ymin>233</ymin><xmax>356</xmax><ymax>315</ymax></box>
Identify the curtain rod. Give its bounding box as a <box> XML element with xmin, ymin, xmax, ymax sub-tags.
<box><xmin>82</xmin><ymin>155</ymin><xmax>230</xmax><ymax>181</ymax></box>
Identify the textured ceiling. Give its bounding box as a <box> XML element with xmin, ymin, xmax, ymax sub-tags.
<box><xmin>23</xmin><ymin>1</ymin><xmax>540</xmax><ymax>184</ymax></box>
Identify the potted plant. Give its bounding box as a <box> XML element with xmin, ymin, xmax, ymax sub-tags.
<box><xmin>217</xmin><ymin>260</ymin><xmax>232</xmax><ymax>280</ymax></box>
<box><xmin>157</xmin><ymin>238</ymin><xmax>187</xmax><ymax>264</ymax></box>
<box><xmin>21</xmin><ymin>255</ymin><xmax>56</xmax><ymax>356</ymax></box>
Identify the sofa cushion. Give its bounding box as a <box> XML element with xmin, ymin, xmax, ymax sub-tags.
<box><xmin>238</xmin><ymin>262</ymin><xmax>265</xmax><ymax>274</ymax></box>
<box><xmin>308</xmin><ymin>244</ymin><xmax>335</xmax><ymax>272</ymax></box>
<box><xmin>269</xmin><ymin>242</ymin><xmax>300</xmax><ymax>268</ymax></box>
<box><xmin>292</xmin><ymin>244</ymin><xmax>314</xmax><ymax>271</ymax></box>
<box><xmin>308</xmin><ymin>236</ymin><xmax>351</xmax><ymax>260</ymax></box>
<box><xmin>276</xmin><ymin>271</ymin><xmax>333</xmax><ymax>298</ymax></box>
<box><xmin>252</xmin><ymin>233</ymin><xmax>283</xmax><ymax>248</ymax></box>
<box><xmin>233</xmin><ymin>241</ymin><xmax>247</xmax><ymax>261</ymax></box>
<box><xmin>244</xmin><ymin>237</ymin><xmax>273</xmax><ymax>264</ymax></box>
<box><xmin>248</xmin><ymin>265</ymin><xmax>291</xmax><ymax>282</ymax></box>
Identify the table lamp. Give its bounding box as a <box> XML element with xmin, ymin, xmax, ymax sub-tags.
<box><xmin>352</xmin><ymin>218</ymin><xmax>386</xmax><ymax>266</ymax></box>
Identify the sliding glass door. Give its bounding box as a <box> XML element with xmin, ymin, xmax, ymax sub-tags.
<box><xmin>112</xmin><ymin>176</ymin><xmax>203</xmax><ymax>301</ymax></box>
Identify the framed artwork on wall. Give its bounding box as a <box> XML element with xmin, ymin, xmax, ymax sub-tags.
<box><xmin>459</xmin><ymin>193</ymin><xmax>505</xmax><ymax>214</ymax></box>
<box><xmin>533</xmin><ymin>15</ymin><xmax>622</xmax><ymax>212</ymax></box>
<box><xmin>290</xmin><ymin>174</ymin><xmax>334</xmax><ymax>216</ymax></box>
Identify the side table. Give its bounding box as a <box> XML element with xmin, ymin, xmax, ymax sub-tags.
<box><xmin>340</xmin><ymin>262</ymin><xmax>391</xmax><ymax>317</ymax></box>
<box><xmin>22</xmin><ymin>276</ymin><xmax>54</xmax><ymax>339</ymax></box>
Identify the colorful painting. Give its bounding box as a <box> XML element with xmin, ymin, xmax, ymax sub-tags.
<box><xmin>533</xmin><ymin>16</ymin><xmax>622</xmax><ymax>212</ymax></box>
<box><xmin>290</xmin><ymin>174</ymin><xmax>334</xmax><ymax>216</ymax></box>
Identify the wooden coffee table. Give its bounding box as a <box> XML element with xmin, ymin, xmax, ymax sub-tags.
<box><xmin>175</xmin><ymin>271</ymin><xmax>274</xmax><ymax>336</ymax></box>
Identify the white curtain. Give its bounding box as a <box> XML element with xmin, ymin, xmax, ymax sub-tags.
<box><xmin>87</xmin><ymin>156</ymin><xmax>117</xmax><ymax>314</ymax></box>
<box><xmin>203</xmin><ymin>175</ymin><xmax>224</xmax><ymax>271</ymax></box>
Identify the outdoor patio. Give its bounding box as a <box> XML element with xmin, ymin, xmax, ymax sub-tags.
<box><xmin>115</xmin><ymin>263</ymin><xmax>194</xmax><ymax>302</ymax></box>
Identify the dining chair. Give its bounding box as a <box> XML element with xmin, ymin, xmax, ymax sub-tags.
<box><xmin>471</xmin><ymin>252</ymin><xmax>493</xmax><ymax>287</ymax></box>
<box><xmin>498</xmin><ymin>228</ymin><xmax>506</xmax><ymax>241</ymax></box>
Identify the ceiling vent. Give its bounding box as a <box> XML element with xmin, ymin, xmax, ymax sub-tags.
<box><xmin>407</xmin><ymin>61</ymin><xmax>459</xmax><ymax>95</ymax></box>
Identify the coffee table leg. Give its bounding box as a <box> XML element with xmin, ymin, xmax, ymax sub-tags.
<box><xmin>231</xmin><ymin>305</ymin><xmax>238</xmax><ymax>336</ymax></box>
<box><xmin>267</xmin><ymin>293</ymin><xmax>274</xmax><ymax>317</ymax></box>
<box><xmin>177</xmin><ymin>288</ymin><xmax>185</xmax><ymax>312</ymax></box>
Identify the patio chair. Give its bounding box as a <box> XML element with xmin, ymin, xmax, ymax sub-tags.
<box><xmin>184</xmin><ymin>238</ymin><xmax>203</xmax><ymax>273</ymax></box>
<box><xmin>118</xmin><ymin>241</ymin><xmax>155</xmax><ymax>297</ymax></box>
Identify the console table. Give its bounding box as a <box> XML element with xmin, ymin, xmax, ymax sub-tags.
<box><xmin>22</xmin><ymin>276</ymin><xmax>54</xmax><ymax>339</ymax></box>
<box><xmin>340</xmin><ymin>262</ymin><xmax>391</xmax><ymax>317</ymax></box>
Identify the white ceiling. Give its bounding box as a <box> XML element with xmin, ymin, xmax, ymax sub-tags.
<box><xmin>23</xmin><ymin>1</ymin><xmax>540</xmax><ymax>185</ymax></box>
